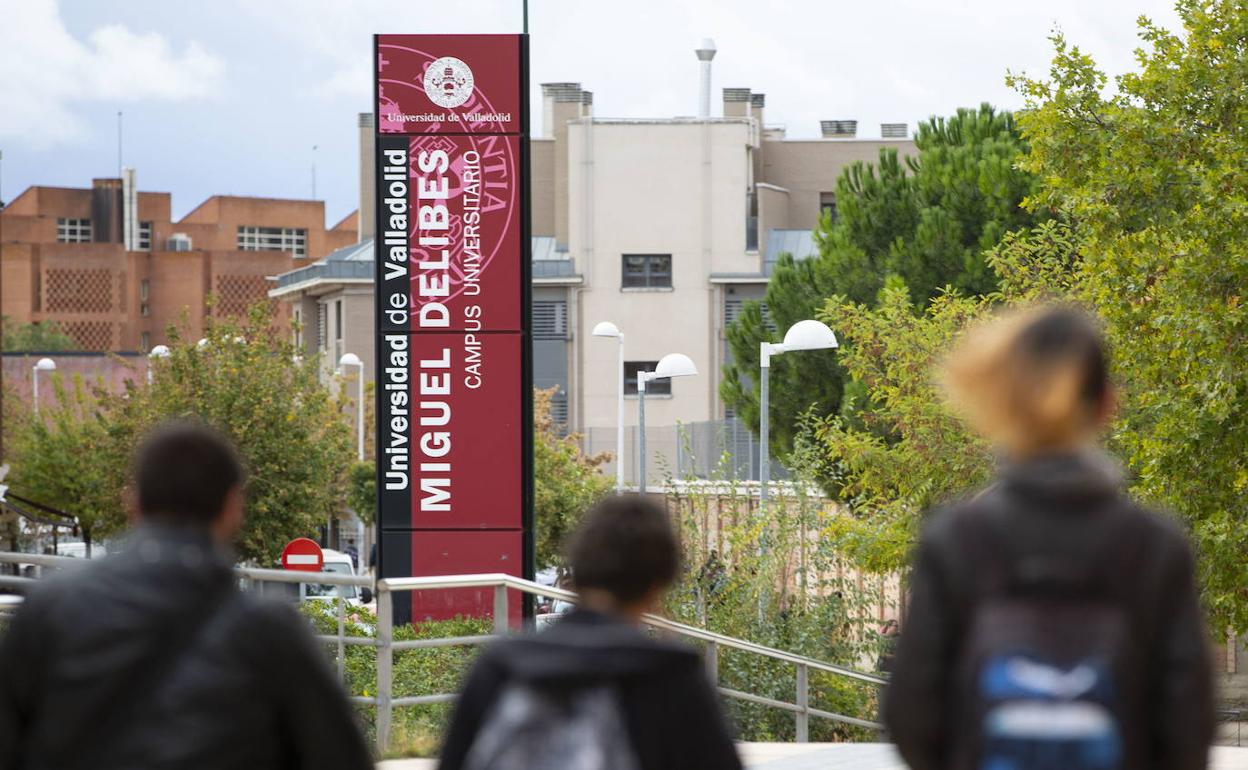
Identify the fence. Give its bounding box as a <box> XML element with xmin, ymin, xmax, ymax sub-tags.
<box><xmin>0</xmin><ymin>551</ymin><xmax>885</xmax><ymax>753</ymax></box>
<box><xmin>582</xmin><ymin>417</ymin><xmax>792</xmax><ymax>489</ymax></box>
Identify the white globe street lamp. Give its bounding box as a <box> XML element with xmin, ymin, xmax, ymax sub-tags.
<box><xmin>591</xmin><ymin>321</ymin><xmax>625</xmax><ymax>492</ymax></box>
<box><xmin>337</xmin><ymin>353</ymin><xmax>365</xmax><ymax>462</ymax></box>
<box><xmin>637</xmin><ymin>353</ymin><xmax>698</xmax><ymax>491</ymax></box>
<box><xmin>147</xmin><ymin>344</ymin><xmax>170</xmax><ymax>385</ymax></box>
<box><xmin>31</xmin><ymin>357</ymin><xmax>56</xmax><ymax>414</ymax></box>
<box><xmin>759</xmin><ymin>320</ymin><xmax>837</xmax><ymax>511</ymax></box>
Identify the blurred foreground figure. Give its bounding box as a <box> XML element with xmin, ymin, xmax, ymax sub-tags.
<box><xmin>884</xmin><ymin>307</ymin><xmax>1214</xmax><ymax>770</ymax></box>
<box><xmin>439</xmin><ymin>495</ymin><xmax>741</xmax><ymax>770</ymax></box>
<box><xmin>0</xmin><ymin>422</ymin><xmax>373</xmax><ymax>770</ymax></box>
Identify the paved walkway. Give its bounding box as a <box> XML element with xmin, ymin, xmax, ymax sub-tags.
<box><xmin>380</xmin><ymin>743</ymin><xmax>1248</xmax><ymax>769</ymax></box>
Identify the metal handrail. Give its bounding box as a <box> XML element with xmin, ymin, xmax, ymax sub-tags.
<box><xmin>0</xmin><ymin>553</ymin><xmax>884</xmax><ymax>751</ymax></box>
<box><xmin>379</xmin><ymin>573</ymin><xmax>887</xmax><ymax>685</ymax></box>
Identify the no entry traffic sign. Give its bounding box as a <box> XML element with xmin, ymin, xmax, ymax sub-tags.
<box><xmin>281</xmin><ymin>537</ymin><xmax>324</xmax><ymax>572</ymax></box>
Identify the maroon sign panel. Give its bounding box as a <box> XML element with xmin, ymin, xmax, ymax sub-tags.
<box><xmin>375</xmin><ymin>133</ymin><xmax>521</xmax><ymax>334</ymax></box>
<box><xmin>374</xmin><ymin>34</ymin><xmax>531</xmax><ymax>627</ymax></box>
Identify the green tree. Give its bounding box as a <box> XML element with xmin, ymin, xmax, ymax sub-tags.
<box><xmin>7</xmin><ymin>375</ymin><xmax>127</xmax><ymax>555</ymax></box>
<box><xmin>1009</xmin><ymin>1</ymin><xmax>1248</xmax><ymax>630</ymax></box>
<box><xmin>102</xmin><ymin>307</ymin><xmax>355</xmax><ymax>564</ymax></box>
<box><xmin>722</xmin><ymin>105</ymin><xmax>1037</xmax><ymax>462</ymax></box>
<box><xmin>9</xmin><ymin>306</ymin><xmax>355</xmax><ymax>565</ymax></box>
<box><xmin>814</xmin><ymin>285</ymin><xmax>995</xmax><ymax>572</ymax></box>
<box><xmin>1</xmin><ymin>317</ymin><xmax>75</xmax><ymax>352</ymax></box>
<box><xmin>533</xmin><ymin>387</ymin><xmax>611</xmax><ymax>570</ymax></box>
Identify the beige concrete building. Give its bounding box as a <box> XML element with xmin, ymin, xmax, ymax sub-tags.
<box><xmin>274</xmin><ymin>51</ymin><xmax>916</xmax><ymax>485</ymax></box>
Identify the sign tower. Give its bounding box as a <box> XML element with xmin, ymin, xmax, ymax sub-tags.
<box><xmin>373</xmin><ymin>34</ymin><xmax>532</xmax><ymax>625</ymax></box>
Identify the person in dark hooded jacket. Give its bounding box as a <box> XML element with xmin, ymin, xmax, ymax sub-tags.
<box><xmin>884</xmin><ymin>306</ymin><xmax>1214</xmax><ymax>770</ymax></box>
<box><xmin>438</xmin><ymin>495</ymin><xmax>742</xmax><ymax>770</ymax></box>
<box><xmin>0</xmin><ymin>422</ymin><xmax>373</xmax><ymax>770</ymax></box>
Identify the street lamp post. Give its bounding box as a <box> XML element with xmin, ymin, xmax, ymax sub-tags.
<box><xmin>338</xmin><ymin>353</ymin><xmax>365</xmax><ymax>462</ymax></box>
<box><xmin>636</xmin><ymin>353</ymin><xmax>698</xmax><ymax>493</ymax></box>
<box><xmin>31</xmin><ymin>358</ymin><xmax>56</xmax><ymax>414</ymax></box>
<box><xmin>759</xmin><ymin>320</ymin><xmax>837</xmax><ymax>512</ymax></box>
<box><xmin>338</xmin><ymin>352</ymin><xmax>366</xmax><ymax>556</ymax></box>
<box><xmin>147</xmin><ymin>344</ymin><xmax>170</xmax><ymax>385</ymax></box>
<box><xmin>592</xmin><ymin>321</ymin><xmax>625</xmax><ymax>492</ymax></box>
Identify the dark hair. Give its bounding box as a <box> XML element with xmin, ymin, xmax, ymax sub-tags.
<box><xmin>566</xmin><ymin>495</ymin><xmax>680</xmax><ymax>604</ymax></box>
<box><xmin>1015</xmin><ymin>307</ymin><xmax>1108</xmax><ymax>408</ymax></box>
<box><xmin>134</xmin><ymin>421</ymin><xmax>244</xmax><ymax>524</ymax></box>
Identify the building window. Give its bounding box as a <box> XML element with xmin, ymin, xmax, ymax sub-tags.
<box><xmin>237</xmin><ymin>226</ymin><xmax>308</xmax><ymax>258</ymax></box>
<box><xmin>137</xmin><ymin>222</ymin><xmax>153</xmax><ymax>251</ymax></box>
<box><xmin>140</xmin><ymin>331</ymin><xmax>151</xmax><ymax>352</ymax></box>
<box><xmin>532</xmin><ymin>300</ymin><xmax>568</xmax><ymax>340</ymax></box>
<box><xmin>622</xmin><ymin>254</ymin><xmax>672</xmax><ymax>289</ymax></box>
<box><xmin>56</xmin><ymin>218</ymin><xmax>92</xmax><ymax>243</ymax></box>
<box><xmin>316</xmin><ymin>303</ymin><xmax>327</xmax><ymax>351</ymax></box>
<box><xmin>139</xmin><ymin>279</ymin><xmax>150</xmax><ymax>302</ymax></box>
<box><xmin>819</xmin><ymin>193</ymin><xmax>838</xmax><ymax>223</ymax></box>
<box><xmin>624</xmin><ymin>361</ymin><xmax>671</xmax><ymax>396</ymax></box>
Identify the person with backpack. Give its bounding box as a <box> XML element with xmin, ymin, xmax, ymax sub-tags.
<box><xmin>0</xmin><ymin>421</ymin><xmax>374</xmax><ymax>770</ymax></box>
<box><xmin>438</xmin><ymin>495</ymin><xmax>742</xmax><ymax>770</ymax></box>
<box><xmin>884</xmin><ymin>306</ymin><xmax>1214</xmax><ymax>770</ymax></box>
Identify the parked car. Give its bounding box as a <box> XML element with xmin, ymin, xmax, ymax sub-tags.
<box><xmin>300</xmin><ymin>549</ymin><xmax>374</xmax><ymax>608</ymax></box>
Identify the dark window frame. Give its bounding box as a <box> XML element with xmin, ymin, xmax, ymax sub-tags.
<box><xmin>621</xmin><ymin>254</ymin><xmax>672</xmax><ymax>289</ymax></box>
<box><xmin>624</xmin><ymin>360</ymin><xmax>671</xmax><ymax>396</ymax></box>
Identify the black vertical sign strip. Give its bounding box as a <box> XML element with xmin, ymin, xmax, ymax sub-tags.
<box><xmin>375</xmin><ymin>134</ymin><xmax>412</xmax><ymax>535</ymax></box>
<box><xmin>518</xmin><ymin>33</ymin><xmax>535</xmax><ymax>618</ymax></box>
<box><xmin>373</xmin><ymin>33</ymin><xmax>412</xmax><ymax>625</ymax></box>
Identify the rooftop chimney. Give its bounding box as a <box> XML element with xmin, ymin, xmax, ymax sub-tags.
<box><xmin>723</xmin><ymin>87</ymin><xmax>751</xmax><ymax>119</ymax></box>
<box><xmin>750</xmin><ymin>93</ymin><xmax>765</xmax><ymax>129</ymax></box>
<box><xmin>695</xmin><ymin>38</ymin><xmax>717</xmax><ymax>118</ymax></box>
<box><xmin>881</xmin><ymin>122</ymin><xmax>908</xmax><ymax>138</ymax></box>
<box><xmin>820</xmin><ymin>120</ymin><xmax>858</xmax><ymax>138</ymax></box>
<box><xmin>541</xmin><ymin>82</ymin><xmax>585</xmax><ymax>137</ymax></box>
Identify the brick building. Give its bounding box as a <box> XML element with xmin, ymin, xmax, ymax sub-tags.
<box><xmin>0</xmin><ymin>176</ymin><xmax>357</xmax><ymax>351</ymax></box>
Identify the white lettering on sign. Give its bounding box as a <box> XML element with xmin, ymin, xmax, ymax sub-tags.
<box><xmin>416</xmin><ymin>150</ymin><xmax>451</xmax><ymax>330</ymax></box>
<box><xmin>417</xmin><ymin>347</ymin><xmax>452</xmax><ymax>511</ymax></box>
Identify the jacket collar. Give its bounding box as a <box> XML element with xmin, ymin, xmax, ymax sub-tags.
<box><xmin>998</xmin><ymin>449</ymin><xmax>1123</xmax><ymax>508</ymax></box>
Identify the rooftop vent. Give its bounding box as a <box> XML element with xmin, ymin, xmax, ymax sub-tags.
<box><xmin>750</xmin><ymin>93</ymin><xmax>766</xmax><ymax>107</ymax></box>
<box><xmin>881</xmin><ymin>123</ymin><xmax>908</xmax><ymax>138</ymax></box>
<box><xmin>820</xmin><ymin>120</ymin><xmax>858</xmax><ymax>138</ymax></box>
<box><xmin>723</xmin><ymin>88</ymin><xmax>751</xmax><ymax>103</ymax></box>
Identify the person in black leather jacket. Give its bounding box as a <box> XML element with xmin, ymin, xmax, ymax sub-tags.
<box><xmin>0</xmin><ymin>421</ymin><xmax>374</xmax><ymax>770</ymax></box>
<box><xmin>884</xmin><ymin>307</ymin><xmax>1214</xmax><ymax>770</ymax></box>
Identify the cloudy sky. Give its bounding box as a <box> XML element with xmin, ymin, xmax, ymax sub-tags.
<box><xmin>0</xmin><ymin>0</ymin><xmax>1181</xmax><ymax>223</ymax></box>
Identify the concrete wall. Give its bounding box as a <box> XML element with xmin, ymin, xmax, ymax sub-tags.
<box><xmin>568</xmin><ymin>120</ymin><xmax>754</xmax><ymax>432</ymax></box>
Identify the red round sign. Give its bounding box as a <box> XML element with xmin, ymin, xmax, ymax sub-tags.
<box><xmin>280</xmin><ymin>537</ymin><xmax>324</xmax><ymax>572</ymax></box>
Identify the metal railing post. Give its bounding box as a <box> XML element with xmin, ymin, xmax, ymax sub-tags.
<box><xmin>493</xmin><ymin>585</ymin><xmax>509</xmax><ymax>636</ymax></box>
<box><xmin>705</xmin><ymin>640</ymin><xmax>719</xmax><ymax>684</ymax></box>
<box><xmin>336</xmin><ymin>593</ymin><xmax>346</xmax><ymax>683</ymax></box>
<box><xmin>376</xmin><ymin>586</ymin><xmax>394</xmax><ymax>755</ymax></box>
<box><xmin>796</xmin><ymin>663</ymin><xmax>809</xmax><ymax>742</ymax></box>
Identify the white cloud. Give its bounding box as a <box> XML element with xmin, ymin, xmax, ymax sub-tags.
<box><xmin>0</xmin><ymin>0</ymin><xmax>225</xmax><ymax>147</ymax></box>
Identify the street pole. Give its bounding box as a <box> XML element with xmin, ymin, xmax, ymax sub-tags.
<box><xmin>523</xmin><ymin>0</ymin><xmax>529</xmax><ymax>33</ymax></box>
<box><xmin>759</xmin><ymin>342</ymin><xmax>772</xmax><ymax>514</ymax></box>
<box><xmin>616</xmin><ymin>334</ymin><xmax>625</xmax><ymax>492</ymax></box>
<box><xmin>637</xmin><ymin>375</ymin><xmax>647</xmax><ymax>494</ymax></box>
<box><xmin>31</xmin><ymin>365</ymin><xmax>39</xmax><ymax>415</ymax></box>
<box><xmin>356</xmin><ymin>364</ymin><xmax>365</xmax><ymax>462</ymax></box>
